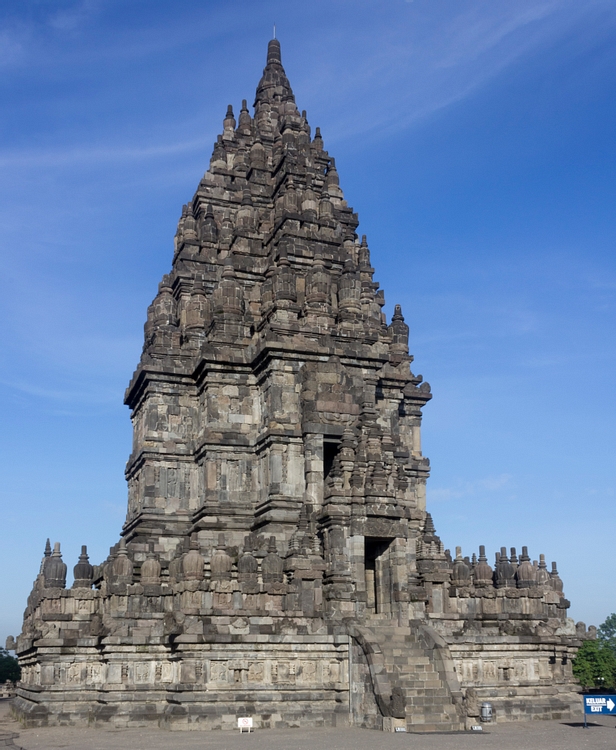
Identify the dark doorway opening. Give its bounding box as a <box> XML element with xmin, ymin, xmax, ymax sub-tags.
<box><xmin>365</xmin><ymin>537</ymin><xmax>393</xmax><ymax>615</ymax></box>
<box><xmin>323</xmin><ymin>439</ymin><xmax>340</xmax><ymax>481</ymax></box>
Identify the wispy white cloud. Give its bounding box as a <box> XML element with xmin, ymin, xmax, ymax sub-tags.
<box><xmin>587</xmin><ymin>275</ymin><xmax>616</xmax><ymax>291</ymax></box>
<box><xmin>302</xmin><ymin>0</ymin><xmax>616</xmax><ymax>143</ymax></box>
<box><xmin>518</xmin><ymin>354</ymin><xmax>569</xmax><ymax>368</ymax></box>
<box><xmin>48</xmin><ymin>0</ymin><xmax>101</xmax><ymax>32</ymax></box>
<box><xmin>434</xmin><ymin>1</ymin><xmax>560</xmax><ymax>69</ymax></box>
<box><xmin>0</xmin><ymin>27</ymin><xmax>27</xmax><ymax>68</ymax></box>
<box><xmin>0</xmin><ymin>0</ymin><xmax>612</xmax><ymax>642</ymax></box>
<box><xmin>0</xmin><ymin>0</ymin><xmax>250</xmax><ymax>72</ymax></box>
<box><xmin>0</xmin><ymin>327</ymin><xmax>142</xmax><ymax>379</ymax></box>
<box><xmin>2</xmin><ymin>1</ymin><xmax>609</xmax><ymax>178</ymax></box>
<box><xmin>0</xmin><ymin>136</ymin><xmax>212</xmax><ymax>170</ymax></box>
<box><xmin>0</xmin><ymin>378</ymin><xmax>117</xmax><ymax>405</ymax></box>
<box><xmin>429</xmin><ymin>473</ymin><xmax>513</xmax><ymax>502</ymax></box>
<box><xmin>412</xmin><ymin>292</ymin><xmax>540</xmax><ymax>347</ymax></box>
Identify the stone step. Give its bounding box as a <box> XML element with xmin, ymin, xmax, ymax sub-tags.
<box><xmin>380</xmin><ymin>640</ymin><xmax>429</xmax><ymax>650</ymax></box>
<box><xmin>408</xmin><ymin>723</ymin><xmax>465</xmax><ymax>733</ymax></box>
<box><xmin>395</xmin><ymin>671</ymin><xmax>441</xmax><ymax>679</ymax></box>
<box><xmin>392</xmin><ymin>668</ymin><xmax>440</xmax><ymax>678</ymax></box>
<box><xmin>405</xmin><ymin>701</ymin><xmax>456</xmax><ymax>711</ymax></box>
<box><xmin>399</xmin><ymin>681</ymin><xmax>444</xmax><ymax>690</ymax></box>
<box><xmin>408</xmin><ymin>718</ymin><xmax>464</xmax><ymax>730</ymax></box>
<box><xmin>364</xmin><ymin>621</ymin><xmax>464</xmax><ymax>734</ymax></box>
<box><xmin>411</xmin><ymin>713</ymin><xmax>464</xmax><ymax>723</ymax></box>
<box><xmin>389</xmin><ymin>652</ymin><xmax>432</xmax><ymax>661</ymax></box>
<box><xmin>380</xmin><ymin>638</ymin><xmax>429</xmax><ymax>649</ymax></box>
<box><xmin>385</xmin><ymin>641</ymin><xmax>426</xmax><ymax>649</ymax></box>
<box><xmin>365</xmin><ymin>626</ymin><xmax>411</xmax><ymax>635</ymax></box>
<box><xmin>399</xmin><ymin>681</ymin><xmax>446</xmax><ymax>690</ymax></box>
<box><xmin>377</xmin><ymin>637</ymin><xmax>415</xmax><ymax>644</ymax></box>
<box><xmin>406</xmin><ymin>694</ymin><xmax>457</xmax><ymax>704</ymax></box>
<box><xmin>405</xmin><ymin>693</ymin><xmax>455</xmax><ymax>703</ymax></box>
<box><xmin>386</xmin><ymin>658</ymin><xmax>438</xmax><ymax>668</ymax></box>
<box><xmin>403</xmin><ymin>684</ymin><xmax>451</xmax><ymax>693</ymax></box>
<box><xmin>400</xmin><ymin>672</ymin><xmax>440</xmax><ymax>680</ymax></box>
<box><xmin>409</xmin><ymin>715</ymin><xmax>464</xmax><ymax>724</ymax></box>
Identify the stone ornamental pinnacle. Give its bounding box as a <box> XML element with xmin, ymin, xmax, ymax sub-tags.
<box><xmin>11</xmin><ymin>39</ymin><xmax>589</xmax><ymax>731</ymax></box>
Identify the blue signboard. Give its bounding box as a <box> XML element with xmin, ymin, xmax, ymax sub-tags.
<box><xmin>584</xmin><ymin>695</ymin><xmax>616</xmax><ymax>714</ymax></box>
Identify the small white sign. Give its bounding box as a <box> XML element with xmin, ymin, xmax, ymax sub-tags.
<box><xmin>238</xmin><ymin>716</ymin><xmax>253</xmax><ymax>732</ymax></box>
<box><xmin>394</xmin><ymin>726</ymin><xmax>407</xmax><ymax>732</ymax></box>
<box><xmin>471</xmin><ymin>725</ymin><xmax>483</xmax><ymax>731</ymax></box>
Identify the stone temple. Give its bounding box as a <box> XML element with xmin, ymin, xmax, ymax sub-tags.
<box><xmin>10</xmin><ymin>39</ymin><xmax>588</xmax><ymax>731</ymax></box>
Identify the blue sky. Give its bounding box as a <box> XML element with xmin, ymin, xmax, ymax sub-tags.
<box><xmin>1</xmin><ymin>0</ymin><xmax>615</xmax><ymax>641</ymax></box>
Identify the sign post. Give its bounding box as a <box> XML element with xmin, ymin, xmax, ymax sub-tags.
<box><xmin>238</xmin><ymin>716</ymin><xmax>253</xmax><ymax>733</ymax></box>
<box><xmin>583</xmin><ymin>695</ymin><xmax>616</xmax><ymax>728</ymax></box>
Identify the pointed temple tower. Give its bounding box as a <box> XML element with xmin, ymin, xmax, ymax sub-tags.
<box><xmin>11</xmin><ymin>39</ymin><xmax>588</xmax><ymax>731</ymax></box>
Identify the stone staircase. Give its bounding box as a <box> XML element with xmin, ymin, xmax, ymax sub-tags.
<box><xmin>356</xmin><ymin>617</ymin><xmax>465</xmax><ymax>732</ymax></box>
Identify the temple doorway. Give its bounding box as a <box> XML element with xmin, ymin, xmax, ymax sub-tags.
<box><xmin>364</xmin><ymin>537</ymin><xmax>393</xmax><ymax>615</ymax></box>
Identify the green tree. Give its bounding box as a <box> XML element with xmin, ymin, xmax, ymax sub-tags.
<box><xmin>0</xmin><ymin>648</ymin><xmax>20</xmax><ymax>683</ymax></box>
<box><xmin>573</xmin><ymin>639</ymin><xmax>616</xmax><ymax>689</ymax></box>
<box><xmin>598</xmin><ymin>613</ymin><xmax>616</xmax><ymax>654</ymax></box>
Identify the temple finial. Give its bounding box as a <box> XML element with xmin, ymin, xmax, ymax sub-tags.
<box><xmin>256</xmin><ymin>36</ymin><xmax>291</xmax><ymax>108</ymax></box>
<box><xmin>273</xmin><ymin>23</ymin><xmax>276</xmax><ymax>40</ymax></box>
<box><xmin>267</xmin><ymin>37</ymin><xmax>281</xmax><ymax>64</ymax></box>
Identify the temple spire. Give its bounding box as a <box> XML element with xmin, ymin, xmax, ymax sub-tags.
<box><xmin>255</xmin><ymin>38</ymin><xmax>293</xmax><ymax>109</ymax></box>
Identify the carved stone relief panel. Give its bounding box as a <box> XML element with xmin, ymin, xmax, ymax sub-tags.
<box><xmin>135</xmin><ymin>662</ymin><xmax>151</xmax><ymax>683</ymax></box>
<box><xmin>248</xmin><ymin>662</ymin><xmax>265</xmax><ymax>683</ymax></box>
<box><xmin>107</xmin><ymin>663</ymin><xmax>122</xmax><ymax>684</ymax></box>
<box><xmin>209</xmin><ymin>660</ymin><xmax>229</xmax><ymax>684</ymax></box>
<box><xmin>482</xmin><ymin>661</ymin><xmax>497</xmax><ymax>681</ymax></box>
<box><xmin>161</xmin><ymin>662</ymin><xmax>174</xmax><ymax>683</ymax></box>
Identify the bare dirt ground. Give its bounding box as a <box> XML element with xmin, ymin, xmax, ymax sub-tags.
<box><xmin>2</xmin><ymin>699</ymin><xmax>614</xmax><ymax>750</ymax></box>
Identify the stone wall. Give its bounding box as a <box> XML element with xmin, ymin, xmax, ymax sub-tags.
<box><xmin>11</xmin><ymin>38</ymin><xmax>588</xmax><ymax>732</ymax></box>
